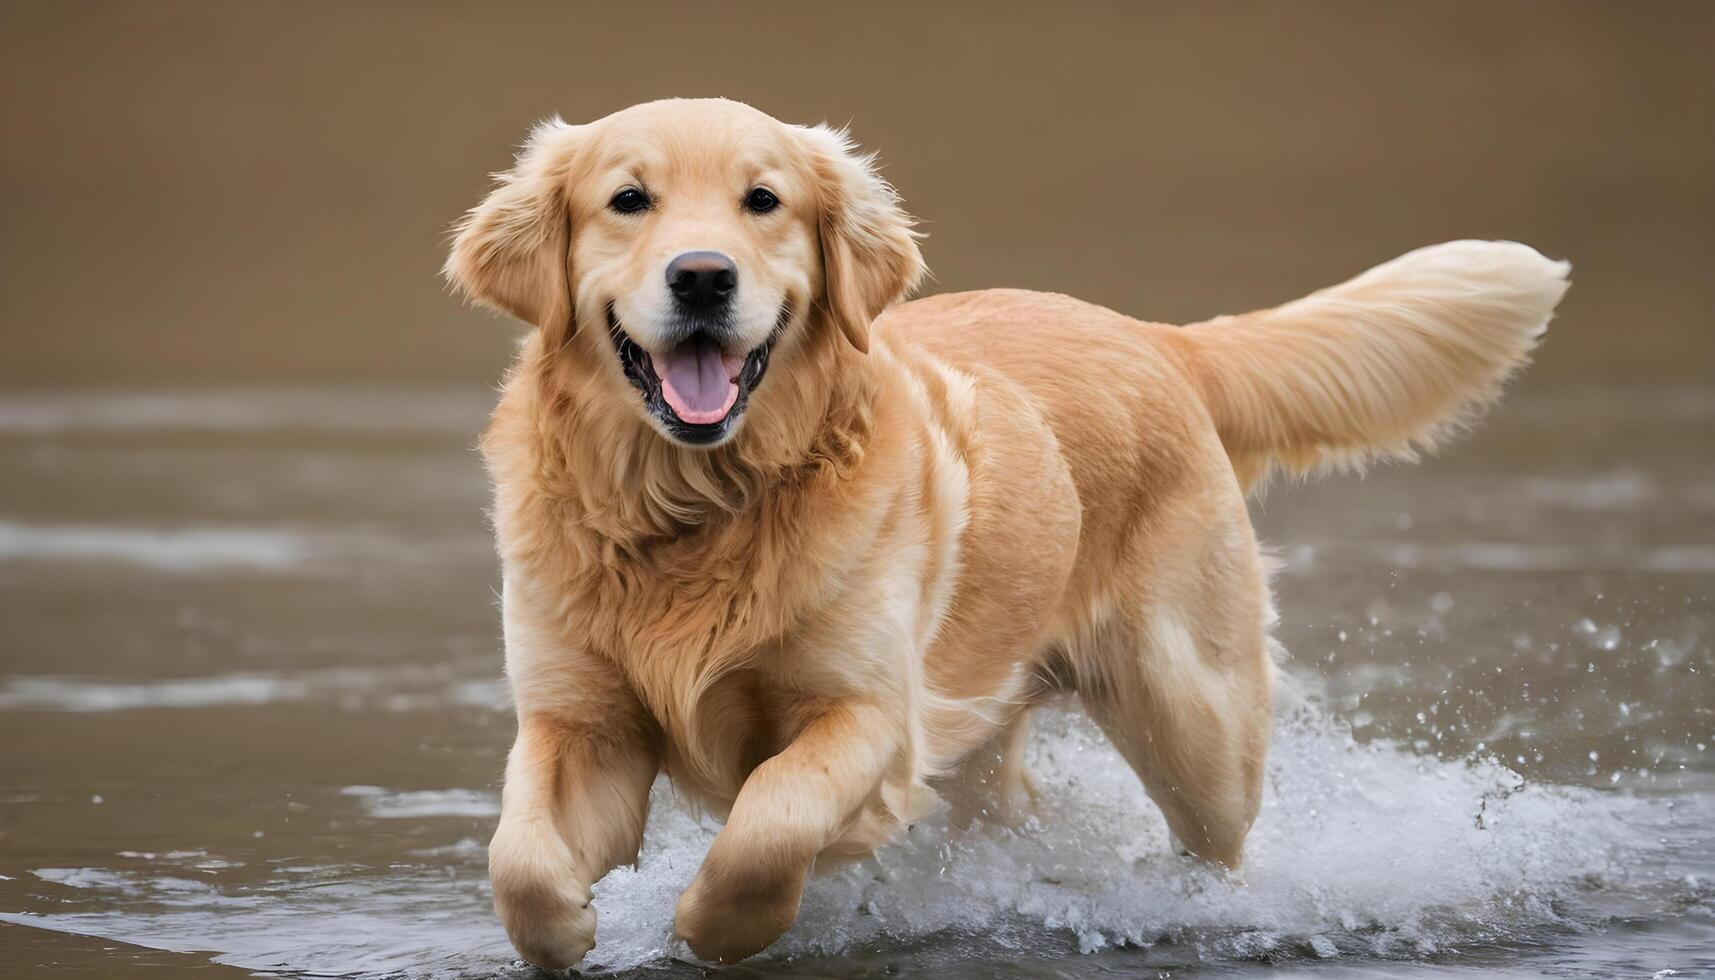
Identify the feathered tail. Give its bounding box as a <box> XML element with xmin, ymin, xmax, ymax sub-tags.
<box><xmin>1177</xmin><ymin>240</ymin><xmax>1571</xmax><ymax>491</ymax></box>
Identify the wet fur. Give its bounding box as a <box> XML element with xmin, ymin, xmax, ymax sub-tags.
<box><xmin>444</xmin><ymin>98</ymin><xmax>1570</xmax><ymax>967</ymax></box>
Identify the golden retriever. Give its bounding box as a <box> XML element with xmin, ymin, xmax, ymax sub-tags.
<box><xmin>442</xmin><ymin>97</ymin><xmax>1570</xmax><ymax>967</ymax></box>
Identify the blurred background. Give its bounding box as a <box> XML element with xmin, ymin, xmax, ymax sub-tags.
<box><xmin>2</xmin><ymin>0</ymin><xmax>1710</xmax><ymax>386</ymax></box>
<box><xmin>1</xmin><ymin>3</ymin><xmax>1711</xmax><ymax>979</ymax></box>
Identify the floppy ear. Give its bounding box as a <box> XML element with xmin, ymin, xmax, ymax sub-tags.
<box><xmin>442</xmin><ymin>120</ymin><xmax>583</xmax><ymax>332</ymax></box>
<box><xmin>798</xmin><ymin>124</ymin><xmax>926</xmax><ymax>354</ymax></box>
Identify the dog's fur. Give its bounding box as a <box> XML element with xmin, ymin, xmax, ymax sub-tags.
<box><xmin>443</xmin><ymin>98</ymin><xmax>1571</xmax><ymax>967</ymax></box>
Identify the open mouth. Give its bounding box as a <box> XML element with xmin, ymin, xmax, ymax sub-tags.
<box><xmin>608</xmin><ymin>306</ymin><xmax>785</xmax><ymax>445</ymax></box>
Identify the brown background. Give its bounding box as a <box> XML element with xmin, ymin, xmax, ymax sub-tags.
<box><xmin>2</xmin><ymin>0</ymin><xmax>1710</xmax><ymax>387</ymax></box>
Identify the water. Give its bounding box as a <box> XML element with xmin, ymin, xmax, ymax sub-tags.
<box><xmin>0</xmin><ymin>384</ymin><xmax>1710</xmax><ymax>978</ymax></box>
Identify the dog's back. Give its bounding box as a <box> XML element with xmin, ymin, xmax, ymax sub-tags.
<box><xmin>881</xmin><ymin>240</ymin><xmax>1571</xmax><ymax>498</ymax></box>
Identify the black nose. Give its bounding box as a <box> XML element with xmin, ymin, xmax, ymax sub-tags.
<box><xmin>666</xmin><ymin>251</ymin><xmax>737</xmax><ymax>313</ymax></box>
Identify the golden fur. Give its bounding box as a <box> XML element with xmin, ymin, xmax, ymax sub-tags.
<box><xmin>443</xmin><ymin>98</ymin><xmax>1571</xmax><ymax>967</ymax></box>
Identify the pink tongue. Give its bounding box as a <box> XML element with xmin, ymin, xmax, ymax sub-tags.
<box><xmin>651</xmin><ymin>336</ymin><xmax>742</xmax><ymax>425</ymax></box>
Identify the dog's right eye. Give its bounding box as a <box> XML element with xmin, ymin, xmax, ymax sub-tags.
<box><xmin>609</xmin><ymin>188</ymin><xmax>650</xmax><ymax>214</ymax></box>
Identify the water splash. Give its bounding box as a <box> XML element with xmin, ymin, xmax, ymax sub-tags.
<box><xmin>5</xmin><ymin>693</ymin><xmax>1695</xmax><ymax>978</ymax></box>
<box><xmin>584</xmin><ymin>703</ymin><xmax>1663</xmax><ymax>970</ymax></box>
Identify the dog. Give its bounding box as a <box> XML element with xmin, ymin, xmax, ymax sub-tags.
<box><xmin>442</xmin><ymin>97</ymin><xmax>1570</xmax><ymax>967</ymax></box>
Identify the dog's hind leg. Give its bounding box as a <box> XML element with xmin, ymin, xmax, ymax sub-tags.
<box><xmin>1077</xmin><ymin>611</ymin><xmax>1270</xmax><ymax>867</ymax></box>
<box><xmin>1071</xmin><ymin>524</ymin><xmax>1274</xmax><ymax>868</ymax></box>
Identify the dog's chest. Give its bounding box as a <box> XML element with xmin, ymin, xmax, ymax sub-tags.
<box><xmin>647</xmin><ymin>664</ymin><xmax>812</xmax><ymax>812</ymax></box>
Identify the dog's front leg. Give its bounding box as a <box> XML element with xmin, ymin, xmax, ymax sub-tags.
<box><xmin>489</xmin><ymin>585</ymin><xmax>658</xmax><ymax>971</ymax></box>
<box><xmin>674</xmin><ymin>700</ymin><xmax>897</xmax><ymax>962</ymax></box>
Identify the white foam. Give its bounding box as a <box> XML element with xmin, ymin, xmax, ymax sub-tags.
<box><xmin>0</xmin><ymin>387</ymin><xmax>491</xmax><ymax>435</ymax></box>
<box><xmin>355</xmin><ymin>789</ymin><xmax>500</xmax><ymax>820</ymax></box>
<box><xmin>0</xmin><ymin>675</ymin><xmax>312</xmax><ymax>711</ymax></box>
<box><xmin>1288</xmin><ymin>540</ymin><xmax>1715</xmax><ymax>575</ymax></box>
<box><xmin>1512</xmin><ymin>470</ymin><xmax>1659</xmax><ymax>511</ymax></box>
<box><xmin>581</xmin><ymin>705</ymin><xmax>1659</xmax><ymax>970</ymax></box>
<box><xmin>0</xmin><ymin>522</ymin><xmax>316</xmax><ymax>571</ymax></box>
<box><xmin>0</xmin><ymin>520</ymin><xmax>492</xmax><ymax>574</ymax></box>
<box><xmin>2</xmin><ymin>701</ymin><xmax>1697</xmax><ymax>977</ymax></box>
<box><xmin>0</xmin><ymin>668</ymin><xmax>503</xmax><ymax>714</ymax></box>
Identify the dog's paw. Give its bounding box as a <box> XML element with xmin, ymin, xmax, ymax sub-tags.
<box><xmin>673</xmin><ymin>857</ymin><xmax>805</xmax><ymax>963</ymax></box>
<box><xmin>489</xmin><ymin>820</ymin><xmax>598</xmax><ymax>971</ymax></box>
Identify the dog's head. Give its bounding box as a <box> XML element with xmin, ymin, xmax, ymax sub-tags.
<box><xmin>445</xmin><ymin>99</ymin><xmax>924</xmax><ymax>448</ymax></box>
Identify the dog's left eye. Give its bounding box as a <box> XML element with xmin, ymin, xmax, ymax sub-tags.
<box><xmin>609</xmin><ymin>188</ymin><xmax>650</xmax><ymax>214</ymax></box>
<box><xmin>744</xmin><ymin>187</ymin><xmax>780</xmax><ymax>214</ymax></box>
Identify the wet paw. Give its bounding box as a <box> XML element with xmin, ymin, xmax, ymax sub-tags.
<box><xmin>489</xmin><ymin>822</ymin><xmax>598</xmax><ymax>970</ymax></box>
<box><xmin>673</xmin><ymin>860</ymin><xmax>804</xmax><ymax>963</ymax></box>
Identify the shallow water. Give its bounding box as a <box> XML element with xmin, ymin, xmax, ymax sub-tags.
<box><xmin>0</xmin><ymin>385</ymin><xmax>1710</xmax><ymax>979</ymax></box>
